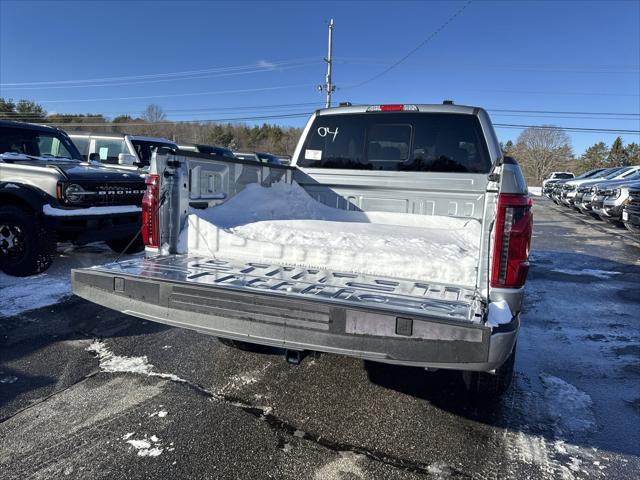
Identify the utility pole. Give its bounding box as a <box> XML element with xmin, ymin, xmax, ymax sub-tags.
<box><xmin>318</xmin><ymin>18</ymin><xmax>335</xmax><ymax>108</ymax></box>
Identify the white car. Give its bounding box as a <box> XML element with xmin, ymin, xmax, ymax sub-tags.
<box><xmin>560</xmin><ymin>166</ymin><xmax>637</xmax><ymax>206</ymax></box>
<box><xmin>68</xmin><ymin>132</ymin><xmax>177</xmax><ymax>170</ymax></box>
<box><xmin>542</xmin><ymin>171</ymin><xmax>574</xmax><ymax>188</ymax></box>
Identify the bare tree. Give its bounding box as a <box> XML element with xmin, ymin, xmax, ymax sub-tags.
<box><xmin>141</xmin><ymin>104</ymin><xmax>166</xmax><ymax>123</ymax></box>
<box><xmin>512</xmin><ymin>126</ymin><xmax>573</xmax><ymax>185</ymax></box>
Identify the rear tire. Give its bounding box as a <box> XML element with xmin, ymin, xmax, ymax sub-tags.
<box><xmin>0</xmin><ymin>205</ymin><xmax>56</xmax><ymax>277</ymax></box>
<box><xmin>461</xmin><ymin>343</ymin><xmax>516</xmax><ymax>399</ymax></box>
<box><xmin>106</xmin><ymin>234</ymin><xmax>144</xmax><ymax>254</ymax></box>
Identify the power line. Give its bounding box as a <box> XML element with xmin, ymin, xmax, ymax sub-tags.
<box><xmin>490</xmin><ymin>113</ymin><xmax>639</xmax><ymax>121</ymax></box>
<box><xmin>3</xmin><ymin>103</ymin><xmax>639</xmax><ymax>124</ymax></box>
<box><xmin>493</xmin><ymin>124</ymin><xmax>640</xmax><ymax>134</ymax></box>
<box><xmin>346</xmin><ymin>0</ymin><xmax>473</xmax><ymax>89</ymax></box>
<box><xmin>0</xmin><ymin>101</ymin><xmax>323</xmax><ymax>118</ymax></box>
<box><xmin>36</xmin><ymin>84</ymin><xmax>315</xmax><ymax>103</ymax></box>
<box><xmin>20</xmin><ymin>116</ymin><xmax>638</xmax><ymax>135</ymax></box>
<box><xmin>0</xmin><ymin>58</ymin><xmax>318</xmax><ymax>87</ymax></box>
<box><xmin>488</xmin><ymin>108</ymin><xmax>639</xmax><ymax>117</ymax></box>
<box><xmin>39</xmin><ymin>112</ymin><xmax>313</xmax><ymax>127</ymax></box>
<box><xmin>1</xmin><ymin>61</ymin><xmax>320</xmax><ymax>91</ymax></box>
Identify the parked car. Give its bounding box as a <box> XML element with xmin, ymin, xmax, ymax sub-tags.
<box><xmin>72</xmin><ymin>102</ymin><xmax>532</xmax><ymax>397</ymax></box>
<box><xmin>0</xmin><ymin>120</ymin><xmax>146</xmax><ymax>276</ymax></box>
<box><xmin>68</xmin><ymin>132</ymin><xmax>177</xmax><ymax>170</ymax></box>
<box><xmin>559</xmin><ymin>167</ymin><xmax>628</xmax><ymax>207</ymax></box>
<box><xmin>574</xmin><ymin>167</ymin><xmax>640</xmax><ymax>214</ymax></box>
<box><xmin>234</xmin><ymin>151</ymin><xmax>283</xmax><ymax>165</ymax></box>
<box><xmin>546</xmin><ymin>168</ymin><xmax>606</xmax><ymax>200</ymax></box>
<box><xmin>542</xmin><ymin>171</ymin><xmax>574</xmax><ymax>189</ymax></box>
<box><xmin>622</xmin><ymin>183</ymin><xmax>640</xmax><ymax>233</ymax></box>
<box><xmin>178</xmin><ymin>143</ymin><xmax>236</xmax><ymax>158</ymax></box>
<box><xmin>588</xmin><ymin>172</ymin><xmax>640</xmax><ymax>223</ymax></box>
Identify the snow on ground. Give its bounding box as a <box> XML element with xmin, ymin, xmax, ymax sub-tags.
<box><xmin>87</xmin><ymin>340</ymin><xmax>186</xmax><ymax>383</ymax></box>
<box><xmin>125</xmin><ymin>436</ymin><xmax>164</xmax><ymax>457</ymax></box>
<box><xmin>0</xmin><ymin>243</ymin><xmax>135</xmax><ymax>318</ymax></box>
<box><xmin>551</xmin><ymin>268</ymin><xmax>621</xmax><ymax>279</ymax></box>
<box><xmin>539</xmin><ymin>373</ymin><xmax>597</xmax><ymax>435</ymax></box>
<box><xmin>179</xmin><ymin>182</ymin><xmax>482</xmax><ymax>286</ymax></box>
<box><xmin>529</xmin><ymin>187</ymin><xmax>542</xmax><ymax>196</ymax></box>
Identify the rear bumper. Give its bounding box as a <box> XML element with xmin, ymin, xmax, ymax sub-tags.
<box><xmin>71</xmin><ymin>268</ymin><xmax>518</xmax><ymax>372</ymax></box>
<box><xmin>44</xmin><ymin>211</ymin><xmax>141</xmax><ymax>243</ymax></box>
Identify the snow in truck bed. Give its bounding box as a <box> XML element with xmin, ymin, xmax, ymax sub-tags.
<box><xmin>177</xmin><ymin>182</ymin><xmax>482</xmax><ymax>287</ymax></box>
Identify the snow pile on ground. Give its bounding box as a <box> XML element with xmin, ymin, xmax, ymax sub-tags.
<box><xmin>539</xmin><ymin>373</ymin><xmax>596</xmax><ymax>435</ymax></box>
<box><xmin>0</xmin><ymin>243</ymin><xmax>137</xmax><ymax>318</ymax></box>
<box><xmin>178</xmin><ymin>182</ymin><xmax>481</xmax><ymax>286</ymax></box>
<box><xmin>528</xmin><ymin>187</ymin><xmax>542</xmax><ymax>196</ymax></box>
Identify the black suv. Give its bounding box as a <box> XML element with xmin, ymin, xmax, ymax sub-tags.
<box><xmin>0</xmin><ymin>120</ymin><xmax>146</xmax><ymax>276</ymax></box>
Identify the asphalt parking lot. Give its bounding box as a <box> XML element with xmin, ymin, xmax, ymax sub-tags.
<box><xmin>1</xmin><ymin>196</ymin><xmax>639</xmax><ymax>480</ymax></box>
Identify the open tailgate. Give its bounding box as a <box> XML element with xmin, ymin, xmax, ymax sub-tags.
<box><xmin>72</xmin><ymin>255</ymin><xmax>492</xmax><ymax>366</ymax></box>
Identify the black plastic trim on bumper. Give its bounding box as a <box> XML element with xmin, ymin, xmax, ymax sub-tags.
<box><xmin>44</xmin><ymin>212</ymin><xmax>141</xmax><ymax>243</ymax></box>
<box><xmin>72</xmin><ymin>269</ymin><xmax>497</xmax><ymax>366</ymax></box>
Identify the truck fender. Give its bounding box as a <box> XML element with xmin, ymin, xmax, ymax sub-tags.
<box><xmin>0</xmin><ymin>182</ymin><xmax>52</xmax><ymax>214</ymax></box>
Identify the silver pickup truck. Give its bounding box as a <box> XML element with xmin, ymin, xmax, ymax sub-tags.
<box><xmin>72</xmin><ymin>103</ymin><xmax>532</xmax><ymax>397</ymax></box>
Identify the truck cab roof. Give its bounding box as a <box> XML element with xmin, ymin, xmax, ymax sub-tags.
<box><xmin>314</xmin><ymin>103</ymin><xmax>481</xmax><ymax>116</ymax></box>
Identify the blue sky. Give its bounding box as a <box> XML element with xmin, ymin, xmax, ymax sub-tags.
<box><xmin>0</xmin><ymin>0</ymin><xmax>638</xmax><ymax>153</ymax></box>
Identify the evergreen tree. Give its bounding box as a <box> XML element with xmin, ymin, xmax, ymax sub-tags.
<box><xmin>503</xmin><ymin>140</ymin><xmax>514</xmax><ymax>155</ymax></box>
<box><xmin>608</xmin><ymin>136</ymin><xmax>629</xmax><ymax>166</ymax></box>
<box><xmin>624</xmin><ymin>142</ymin><xmax>640</xmax><ymax>165</ymax></box>
<box><xmin>579</xmin><ymin>142</ymin><xmax>609</xmax><ymax>172</ymax></box>
<box><xmin>15</xmin><ymin>99</ymin><xmax>46</xmax><ymax>122</ymax></box>
<box><xmin>0</xmin><ymin>98</ymin><xmax>16</xmax><ymax>115</ymax></box>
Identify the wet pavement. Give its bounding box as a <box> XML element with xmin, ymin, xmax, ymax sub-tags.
<box><xmin>1</xmin><ymin>196</ymin><xmax>639</xmax><ymax>479</ymax></box>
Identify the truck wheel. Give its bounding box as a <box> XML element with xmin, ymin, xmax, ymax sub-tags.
<box><xmin>0</xmin><ymin>206</ymin><xmax>56</xmax><ymax>277</ymax></box>
<box><xmin>461</xmin><ymin>343</ymin><xmax>516</xmax><ymax>399</ymax></box>
<box><xmin>106</xmin><ymin>234</ymin><xmax>144</xmax><ymax>254</ymax></box>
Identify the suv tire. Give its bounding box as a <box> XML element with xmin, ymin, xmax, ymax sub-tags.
<box><xmin>0</xmin><ymin>206</ymin><xmax>56</xmax><ymax>276</ymax></box>
<box><xmin>106</xmin><ymin>234</ymin><xmax>144</xmax><ymax>254</ymax></box>
<box><xmin>461</xmin><ymin>343</ymin><xmax>516</xmax><ymax>398</ymax></box>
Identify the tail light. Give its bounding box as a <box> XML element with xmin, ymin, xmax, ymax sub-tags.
<box><xmin>141</xmin><ymin>174</ymin><xmax>160</xmax><ymax>248</ymax></box>
<box><xmin>491</xmin><ymin>194</ymin><xmax>533</xmax><ymax>289</ymax></box>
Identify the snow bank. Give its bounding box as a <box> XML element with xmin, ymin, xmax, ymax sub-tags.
<box><xmin>178</xmin><ymin>182</ymin><xmax>482</xmax><ymax>286</ymax></box>
<box><xmin>528</xmin><ymin>187</ymin><xmax>542</xmax><ymax>196</ymax></box>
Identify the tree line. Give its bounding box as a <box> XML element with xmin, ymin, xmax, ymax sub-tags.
<box><xmin>0</xmin><ymin>99</ymin><xmax>302</xmax><ymax>156</ymax></box>
<box><xmin>502</xmin><ymin>127</ymin><xmax>639</xmax><ymax>185</ymax></box>
<box><xmin>2</xmin><ymin>97</ymin><xmax>638</xmax><ymax>183</ymax></box>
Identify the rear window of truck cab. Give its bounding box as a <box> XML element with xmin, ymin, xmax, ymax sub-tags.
<box><xmin>297</xmin><ymin>112</ymin><xmax>491</xmax><ymax>173</ymax></box>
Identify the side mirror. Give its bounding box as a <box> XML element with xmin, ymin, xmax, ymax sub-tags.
<box><xmin>89</xmin><ymin>152</ymin><xmax>101</xmax><ymax>161</ymax></box>
<box><xmin>118</xmin><ymin>153</ymin><xmax>137</xmax><ymax>166</ymax></box>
